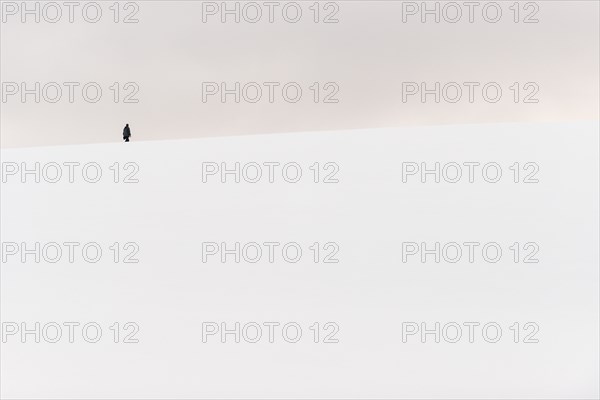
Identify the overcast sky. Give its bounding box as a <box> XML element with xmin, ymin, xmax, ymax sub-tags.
<box><xmin>1</xmin><ymin>1</ymin><xmax>599</xmax><ymax>147</ymax></box>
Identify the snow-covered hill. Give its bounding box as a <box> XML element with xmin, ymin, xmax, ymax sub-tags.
<box><xmin>1</xmin><ymin>122</ymin><xmax>598</xmax><ymax>398</ymax></box>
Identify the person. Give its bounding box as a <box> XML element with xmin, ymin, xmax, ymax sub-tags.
<box><xmin>123</xmin><ymin>124</ymin><xmax>131</xmax><ymax>142</ymax></box>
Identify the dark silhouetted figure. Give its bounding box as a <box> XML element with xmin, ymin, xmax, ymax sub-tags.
<box><xmin>123</xmin><ymin>124</ymin><xmax>131</xmax><ymax>142</ymax></box>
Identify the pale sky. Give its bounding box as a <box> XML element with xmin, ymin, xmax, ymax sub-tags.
<box><xmin>1</xmin><ymin>1</ymin><xmax>599</xmax><ymax>147</ymax></box>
